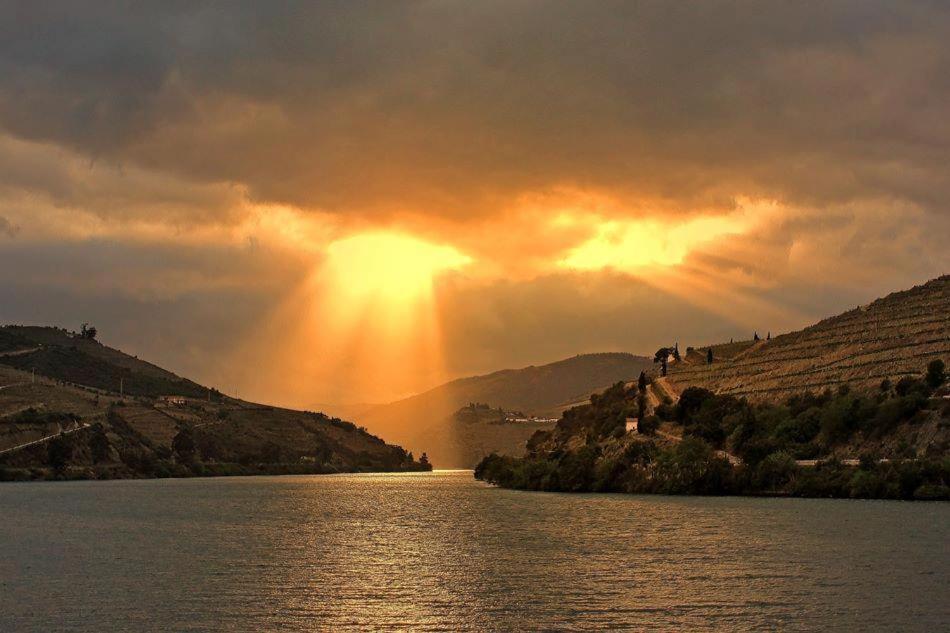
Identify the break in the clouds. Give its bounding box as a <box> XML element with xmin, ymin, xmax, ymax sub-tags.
<box><xmin>0</xmin><ymin>2</ymin><xmax>948</xmax><ymax>403</ymax></box>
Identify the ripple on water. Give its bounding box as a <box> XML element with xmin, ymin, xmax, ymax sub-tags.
<box><xmin>1</xmin><ymin>471</ymin><xmax>948</xmax><ymax>631</ymax></box>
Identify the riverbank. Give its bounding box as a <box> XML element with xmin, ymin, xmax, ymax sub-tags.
<box><xmin>476</xmin><ymin>361</ymin><xmax>950</xmax><ymax>501</ymax></box>
<box><xmin>475</xmin><ymin>447</ymin><xmax>949</xmax><ymax>500</ymax></box>
<box><xmin>0</xmin><ymin>460</ymin><xmax>432</xmax><ymax>483</ymax></box>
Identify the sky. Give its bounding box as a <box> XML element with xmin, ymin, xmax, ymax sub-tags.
<box><xmin>0</xmin><ymin>2</ymin><xmax>948</xmax><ymax>407</ymax></box>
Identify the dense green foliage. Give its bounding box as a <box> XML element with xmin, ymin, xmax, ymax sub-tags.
<box><xmin>46</xmin><ymin>435</ymin><xmax>72</xmax><ymax>473</ymax></box>
<box><xmin>476</xmin><ymin>363</ymin><xmax>950</xmax><ymax>500</ymax></box>
<box><xmin>926</xmin><ymin>359</ymin><xmax>946</xmax><ymax>390</ymax></box>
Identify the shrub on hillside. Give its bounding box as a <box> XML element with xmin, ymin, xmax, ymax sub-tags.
<box><xmin>651</xmin><ymin>437</ymin><xmax>735</xmax><ymax>495</ymax></box>
<box><xmin>638</xmin><ymin>415</ymin><xmax>660</xmax><ymax>435</ymax></box>
<box><xmin>676</xmin><ymin>387</ymin><xmax>715</xmax><ymax>422</ymax></box>
<box><xmin>89</xmin><ymin>425</ymin><xmax>111</xmax><ymax>463</ymax></box>
<box><xmin>655</xmin><ymin>402</ymin><xmax>676</xmax><ymax>421</ymax></box>
<box><xmin>172</xmin><ymin>427</ymin><xmax>196</xmax><ymax>462</ymax></box>
<box><xmin>754</xmin><ymin>451</ymin><xmax>799</xmax><ymax>491</ymax></box>
<box><xmin>895</xmin><ymin>375</ymin><xmax>930</xmax><ymax>398</ymax></box>
<box><xmin>926</xmin><ymin>359</ymin><xmax>946</xmax><ymax>390</ymax></box>
<box><xmin>47</xmin><ymin>435</ymin><xmax>72</xmax><ymax>474</ymax></box>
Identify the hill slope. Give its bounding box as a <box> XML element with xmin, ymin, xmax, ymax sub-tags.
<box><xmin>359</xmin><ymin>352</ymin><xmax>653</xmax><ymax>468</ymax></box>
<box><xmin>475</xmin><ymin>275</ymin><xmax>950</xmax><ymax>500</ymax></box>
<box><xmin>0</xmin><ymin>326</ymin><xmax>208</xmax><ymax>398</ymax></box>
<box><xmin>668</xmin><ymin>276</ymin><xmax>950</xmax><ymax>400</ymax></box>
<box><xmin>0</xmin><ymin>326</ymin><xmax>429</xmax><ymax>480</ymax></box>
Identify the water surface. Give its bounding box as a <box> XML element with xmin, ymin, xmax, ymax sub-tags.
<box><xmin>1</xmin><ymin>471</ymin><xmax>947</xmax><ymax>631</ymax></box>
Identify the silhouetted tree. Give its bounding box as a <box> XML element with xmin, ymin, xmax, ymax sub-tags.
<box><xmin>754</xmin><ymin>331</ymin><xmax>760</xmax><ymax>341</ymax></box>
<box><xmin>89</xmin><ymin>425</ymin><xmax>110</xmax><ymax>463</ymax></box>
<box><xmin>79</xmin><ymin>323</ymin><xmax>98</xmax><ymax>340</ymax></box>
<box><xmin>259</xmin><ymin>441</ymin><xmax>283</xmax><ymax>463</ymax></box>
<box><xmin>637</xmin><ymin>371</ymin><xmax>647</xmax><ymax>393</ymax></box>
<box><xmin>198</xmin><ymin>434</ymin><xmax>224</xmax><ymax>461</ymax></box>
<box><xmin>47</xmin><ymin>434</ymin><xmax>72</xmax><ymax>473</ymax></box>
<box><xmin>172</xmin><ymin>426</ymin><xmax>196</xmax><ymax>462</ymax></box>
<box><xmin>926</xmin><ymin>359</ymin><xmax>946</xmax><ymax>389</ymax></box>
<box><xmin>654</xmin><ymin>348</ymin><xmax>670</xmax><ymax>376</ymax></box>
<box><xmin>707</xmin><ymin>348</ymin><xmax>713</xmax><ymax>364</ymax></box>
<box><xmin>896</xmin><ymin>376</ymin><xmax>918</xmax><ymax>397</ymax></box>
<box><xmin>419</xmin><ymin>452</ymin><xmax>431</xmax><ymax>469</ymax></box>
<box><xmin>638</xmin><ymin>415</ymin><xmax>660</xmax><ymax>435</ymax></box>
<box><xmin>676</xmin><ymin>387</ymin><xmax>715</xmax><ymax>423</ymax></box>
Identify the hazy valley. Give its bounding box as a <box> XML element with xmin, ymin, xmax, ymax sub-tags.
<box><xmin>357</xmin><ymin>352</ymin><xmax>654</xmax><ymax>468</ymax></box>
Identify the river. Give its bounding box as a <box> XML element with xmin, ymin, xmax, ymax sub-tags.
<box><xmin>1</xmin><ymin>470</ymin><xmax>947</xmax><ymax>631</ymax></box>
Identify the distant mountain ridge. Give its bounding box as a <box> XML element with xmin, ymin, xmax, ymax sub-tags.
<box><xmin>358</xmin><ymin>352</ymin><xmax>654</xmax><ymax>467</ymax></box>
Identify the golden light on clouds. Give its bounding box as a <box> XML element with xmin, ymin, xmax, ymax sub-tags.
<box><xmin>559</xmin><ymin>215</ymin><xmax>750</xmax><ymax>272</ymax></box>
<box><xmin>2</xmin><ymin>2</ymin><xmax>949</xmax><ymax>409</ymax></box>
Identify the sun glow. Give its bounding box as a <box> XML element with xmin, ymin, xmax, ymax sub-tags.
<box><xmin>307</xmin><ymin>232</ymin><xmax>471</xmax><ymax>401</ymax></box>
<box><xmin>325</xmin><ymin>232</ymin><xmax>471</xmax><ymax>306</ymax></box>
<box><xmin>225</xmin><ymin>226</ymin><xmax>473</xmax><ymax>406</ymax></box>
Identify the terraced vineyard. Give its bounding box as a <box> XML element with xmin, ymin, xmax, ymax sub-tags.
<box><xmin>668</xmin><ymin>275</ymin><xmax>950</xmax><ymax>401</ymax></box>
<box><xmin>0</xmin><ymin>326</ymin><xmax>429</xmax><ymax>479</ymax></box>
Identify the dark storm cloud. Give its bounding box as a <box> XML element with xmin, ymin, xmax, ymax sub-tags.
<box><xmin>1</xmin><ymin>1</ymin><xmax>948</xmax><ymax>219</ymax></box>
<box><xmin>0</xmin><ymin>236</ymin><xmax>304</xmax><ymax>387</ymax></box>
<box><xmin>435</xmin><ymin>271</ymin><xmax>742</xmax><ymax>376</ymax></box>
<box><xmin>1</xmin><ymin>2</ymin><xmax>948</xmax><ymax>403</ymax></box>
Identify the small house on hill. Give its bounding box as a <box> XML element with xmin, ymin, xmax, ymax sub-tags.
<box><xmin>625</xmin><ymin>418</ymin><xmax>639</xmax><ymax>433</ymax></box>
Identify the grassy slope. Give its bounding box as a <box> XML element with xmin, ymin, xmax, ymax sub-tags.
<box><xmin>0</xmin><ymin>327</ymin><xmax>427</xmax><ymax>479</ymax></box>
<box><xmin>669</xmin><ymin>275</ymin><xmax>950</xmax><ymax>400</ymax></box>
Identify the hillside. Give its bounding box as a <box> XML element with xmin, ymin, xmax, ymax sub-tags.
<box><xmin>359</xmin><ymin>353</ymin><xmax>654</xmax><ymax>468</ymax></box>
<box><xmin>667</xmin><ymin>276</ymin><xmax>950</xmax><ymax>401</ymax></box>
<box><xmin>0</xmin><ymin>326</ymin><xmax>429</xmax><ymax>481</ymax></box>
<box><xmin>476</xmin><ymin>275</ymin><xmax>950</xmax><ymax>500</ymax></box>
<box><xmin>0</xmin><ymin>326</ymin><xmax>208</xmax><ymax>398</ymax></box>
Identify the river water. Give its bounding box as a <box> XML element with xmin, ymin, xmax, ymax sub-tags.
<box><xmin>1</xmin><ymin>471</ymin><xmax>947</xmax><ymax>631</ymax></box>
